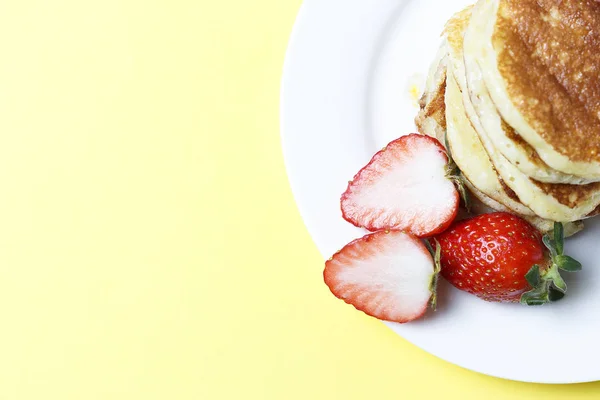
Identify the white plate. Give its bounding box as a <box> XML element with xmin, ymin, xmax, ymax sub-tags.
<box><xmin>281</xmin><ymin>0</ymin><xmax>600</xmax><ymax>384</ymax></box>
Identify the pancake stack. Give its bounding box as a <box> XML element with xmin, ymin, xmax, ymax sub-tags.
<box><xmin>416</xmin><ymin>0</ymin><xmax>600</xmax><ymax>234</ymax></box>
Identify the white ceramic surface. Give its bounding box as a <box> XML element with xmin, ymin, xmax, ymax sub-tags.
<box><xmin>280</xmin><ymin>0</ymin><xmax>600</xmax><ymax>383</ymax></box>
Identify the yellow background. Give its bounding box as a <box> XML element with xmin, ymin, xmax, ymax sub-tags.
<box><xmin>0</xmin><ymin>0</ymin><xmax>596</xmax><ymax>398</ymax></box>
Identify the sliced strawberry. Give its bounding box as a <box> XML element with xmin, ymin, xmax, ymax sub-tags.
<box><xmin>341</xmin><ymin>134</ymin><xmax>459</xmax><ymax>237</ymax></box>
<box><xmin>324</xmin><ymin>230</ymin><xmax>438</xmax><ymax>323</ymax></box>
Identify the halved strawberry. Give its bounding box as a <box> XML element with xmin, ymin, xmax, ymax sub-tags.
<box><xmin>341</xmin><ymin>134</ymin><xmax>460</xmax><ymax>237</ymax></box>
<box><xmin>324</xmin><ymin>230</ymin><xmax>440</xmax><ymax>323</ymax></box>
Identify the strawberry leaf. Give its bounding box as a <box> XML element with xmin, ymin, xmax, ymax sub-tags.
<box><xmin>553</xmin><ymin>222</ymin><xmax>564</xmax><ymax>255</ymax></box>
<box><xmin>444</xmin><ymin>134</ymin><xmax>471</xmax><ymax>214</ymax></box>
<box><xmin>548</xmin><ymin>269</ymin><xmax>567</xmax><ymax>293</ymax></box>
<box><xmin>549</xmin><ymin>286</ymin><xmax>566</xmax><ymax>302</ymax></box>
<box><xmin>428</xmin><ymin>240</ymin><xmax>442</xmax><ymax>311</ymax></box>
<box><xmin>521</xmin><ymin>286</ymin><xmax>549</xmax><ymax>306</ymax></box>
<box><xmin>555</xmin><ymin>255</ymin><xmax>582</xmax><ymax>272</ymax></box>
<box><xmin>525</xmin><ymin>265</ymin><xmax>541</xmax><ymax>287</ymax></box>
<box><xmin>453</xmin><ymin>178</ymin><xmax>471</xmax><ymax>214</ymax></box>
<box><xmin>444</xmin><ymin>132</ymin><xmax>452</xmax><ymax>155</ymax></box>
<box><xmin>520</xmin><ymin>223</ymin><xmax>581</xmax><ymax>305</ymax></box>
<box><xmin>523</xmin><ymin>297</ymin><xmax>548</xmax><ymax>306</ymax></box>
<box><xmin>424</xmin><ymin>239</ymin><xmax>435</xmax><ymax>257</ymax></box>
<box><xmin>521</xmin><ymin>223</ymin><xmax>582</xmax><ymax>305</ymax></box>
<box><xmin>542</xmin><ymin>235</ymin><xmax>558</xmax><ymax>258</ymax></box>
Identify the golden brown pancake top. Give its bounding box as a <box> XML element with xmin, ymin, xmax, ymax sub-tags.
<box><xmin>531</xmin><ymin>179</ymin><xmax>600</xmax><ymax>207</ymax></box>
<box><xmin>501</xmin><ymin>120</ymin><xmax>548</xmax><ymax>167</ymax></box>
<box><xmin>447</xmin><ymin>5</ymin><xmax>558</xmax><ymax>173</ymax></box>
<box><xmin>444</xmin><ymin>6</ymin><xmax>473</xmax><ymax>51</ymax></box>
<box><xmin>493</xmin><ymin>0</ymin><xmax>600</xmax><ymax>163</ymax></box>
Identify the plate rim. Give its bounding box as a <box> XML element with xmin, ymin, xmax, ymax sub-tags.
<box><xmin>279</xmin><ymin>0</ymin><xmax>599</xmax><ymax>384</ymax></box>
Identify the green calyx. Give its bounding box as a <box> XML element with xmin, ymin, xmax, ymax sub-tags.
<box><xmin>425</xmin><ymin>239</ymin><xmax>442</xmax><ymax>311</ymax></box>
<box><xmin>443</xmin><ymin>134</ymin><xmax>471</xmax><ymax>214</ymax></box>
<box><xmin>520</xmin><ymin>222</ymin><xmax>582</xmax><ymax>306</ymax></box>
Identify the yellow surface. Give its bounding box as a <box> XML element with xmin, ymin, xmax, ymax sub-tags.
<box><xmin>0</xmin><ymin>0</ymin><xmax>597</xmax><ymax>398</ymax></box>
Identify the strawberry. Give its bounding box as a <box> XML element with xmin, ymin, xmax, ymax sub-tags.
<box><xmin>324</xmin><ymin>230</ymin><xmax>440</xmax><ymax>323</ymax></box>
<box><xmin>341</xmin><ymin>134</ymin><xmax>461</xmax><ymax>238</ymax></box>
<box><xmin>435</xmin><ymin>212</ymin><xmax>582</xmax><ymax>304</ymax></box>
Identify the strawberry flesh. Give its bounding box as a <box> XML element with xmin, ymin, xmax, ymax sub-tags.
<box><xmin>341</xmin><ymin>134</ymin><xmax>459</xmax><ymax>238</ymax></box>
<box><xmin>324</xmin><ymin>230</ymin><xmax>436</xmax><ymax>323</ymax></box>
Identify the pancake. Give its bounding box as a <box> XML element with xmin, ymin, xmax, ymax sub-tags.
<box><xmin>446</xmin><ymin>69</ymin><xmax>535</xmax><ymax>216</ymax></box>
<box><xmin>415</xmin><ymin>44</ymin><xmax>447</xmax><ymax>143</ymax></box>
<box><xmin>443</xmin><ymin>7</ymin><xmax>535</xmax><ymax>217</ymax></box>
<box><xmin>463</xmin><ymin>0</ymin><xmax>600</xmax><ymax>221</ymax></box>
<box><xmin>459</xmin><ymin>0</ymin><xmax>595</xmax><ymax>184</ymax></box>
<box><xmin>474</xmin><ymin>0</ymin><xmax>600</xmax><ymax>179</ymax></box>
<box><xmin>415</xmin><ymin>26</ymin><xmax>582</xmax><ymax>232</ymax></box>
<box><xmin>416</xmin><ymin>49</ymin><xmax>582</xmax><ymax>233</ymax></box>
<box><xmin>466</xmin><ymin>180</ymin><xmax>583</xmax><ymax>237</ymax></box>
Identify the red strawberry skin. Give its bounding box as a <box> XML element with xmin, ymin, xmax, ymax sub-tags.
<box><xmin>341</xmin><ymin>134</ymin><xmax>459</xmax><ymax>238</ymax></box>
<box><xmin>436</xmin><ymin>213</ymin><xmax>546</xmax><ymax>302</ymax></box>
<box><xmin>324</xmin><ymin>230</ymin><xmax>435</xmax><ymax>323</ymax></box>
